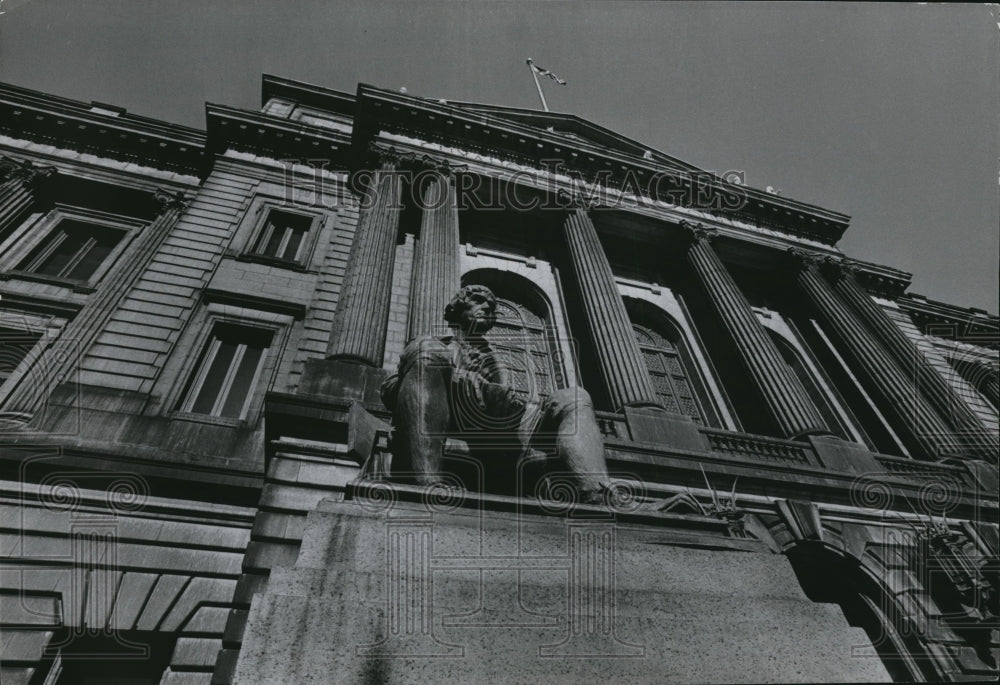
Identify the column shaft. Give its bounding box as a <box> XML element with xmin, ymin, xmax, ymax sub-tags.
<box><xmin>562</xmin><ymin>209</ymin><xmax>659</xmax><ymax>411</ymax></box>
<box><xmin>407</xmin><ymin>172</ymin><xmax>460</xmax><ymax>341</ymax></box>
<box><xmin>796</xmin><ymin>262</ymin><xmax>966</xmax><ymax>459</ymax></box>
<box><xmin>834</xmin><ymin>270</ymin><xmax>998</xmax><ymax>458</ymax></box>
<box><xmin>685</xmin><ymin>233</ymin><xmax>828</xmax><ymax>438</ymax></box>
<box><xmin>325</xmin><ymin>161</ymin><xmax>403</xmax><ymax>365</ymax></box>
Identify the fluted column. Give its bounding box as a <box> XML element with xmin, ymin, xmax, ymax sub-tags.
<box><xmin>0</xmin><ymin>157</ymin><xmax>56</xmax><ymax>236</ymax></box>
<box><xmin>833</xmin><ymin>263</ymin><xmax>998</xmax><ymax>458</ymax></box>
<box><xmin>793</xmin><ymin>253</ymin><xmax>967</xmax><ymax>459</ymax></box>
<box><xmin>681</xmin><ymin>222</ymin><xmax>829</xmax><ymax>438</ymax></box>
<box><xmin>562</xmin><ymin>208</ymin><xmax>659</xmax><ymax>411</ymax></box>
<box><xmin>325</xmin><ymin>152</ymin><xmax>403</xmax><ymax>365</ymax></box>
<box><xmin>407</xmin><ymin>169</ymin><xmax>460</xmax><ymax>341</ymax></box>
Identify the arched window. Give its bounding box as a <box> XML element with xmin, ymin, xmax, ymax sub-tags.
<box><xmin>488</xmin><ymin>297</ymin><xmax>556</xmax><ymax>403</ymax></box>
<box><xmin>462</xmin><ymin>269</ymin><xmax>563</xmax><ymax>405</ymax></box>
<box><xmin>633</xmin><ymin>323</ymin><xmax>707</xmax><ymax>423</ymax></box>
<box><xmin>627</xmin><ymin>303</ymin><xmax>721</xmax><ymax>426</ymax></box>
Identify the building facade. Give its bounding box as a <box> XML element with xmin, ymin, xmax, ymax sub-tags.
<box><xmin>0</xmin><ymin>75</ymin><xmax>997</xmax><ymax>684</ymax></box>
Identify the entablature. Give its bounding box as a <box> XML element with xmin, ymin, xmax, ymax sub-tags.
<box><xmin>0</xmin><ymin>81</ymin><xmax>205</xmax><ymax>176</ymax></box>
<box><xmin>206</xmin><ymin>103</ymin><xmax>352</xmax><ymax>167</ymax></box>
<box><xmin>898</xmin><ymin>292</ymin><xmax>999</xmax><ymax>346</ymax></box>
<box><xmin>352</xmin><ymin>84</ymin><xmax>851</xmax><ymax>247</ymax></box>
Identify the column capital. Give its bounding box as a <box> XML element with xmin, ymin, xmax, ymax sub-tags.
<box><xmin>786</xmin><ymin>247</ymin><xmax>841</xmax><ymax>273</ymax></box>
<box><xmin>829</xmin><ymin>258</ymin><xmax>863</xmax><ymax>281</ymax></box>
<box><xmin>366</xmin><ymin>143</ymin><xmax>405</xmax><ymax>168</ymax></box>
<box><xmin>556</xmin><ymin>189</ymin><xmax>597</xmax><ymax>211</ymax></box>
<box><xmin>0</xmin><ymin>156</ymin><xmax>57</xmax><ymax>188</ymax></box>
<box><xmin>677</xmin><ymin>220</ymin><xmax>718</xmax><ymax>244</ymax></box>
<box><xmin>152</xmin><ymin>189</ymin><xmax>189</xmax><ymax>214</ymax></box>
<box><xmin>412</xmin><ymin>154</ymin><xmax>467</xmax><ymax>179</ymax></box>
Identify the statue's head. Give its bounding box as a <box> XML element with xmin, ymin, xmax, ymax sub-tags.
<box><xmin>444</xmin><ymin>284</ymin><xmax>497</xmax><ymax>335</ymax></box>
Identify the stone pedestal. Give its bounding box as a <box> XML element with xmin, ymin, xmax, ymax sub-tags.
<box><xmin>233</xmin><ymin>489</ymin><xmax>891</xmax><ymax>684</ymax></box>
<box><xmin>807</xmin><ymin>435</ymin><xmax>881</xmax><ymax>476</ymax></box>
<box><xmin>623</xmin><ymin>406</ymin><xmax>708</xmax><ymax>451</ymax></box>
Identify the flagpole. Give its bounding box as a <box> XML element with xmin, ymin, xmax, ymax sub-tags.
<box><xmin>526</xmin><ymin>58</ymin><xmax>549</xmax><ymax>112</ymax></box>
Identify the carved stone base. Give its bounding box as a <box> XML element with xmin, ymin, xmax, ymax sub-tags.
<box><xmin>296</xmin><ymin>358</ymin><xmax>388</xmax><ymax>406</ymax></box>
<box><xmin>623</xmin><ymin>406</ymin><xmax>709</xmax><ymax>451</ymax></box>
<box><xmin>807</xmin><ymin>435</ymin><xmax>881</xmax><ymax>475</ymax></box>
<box><xmin>232</xmin><ymin>487</ymin><xmax>891</xmax><ymax>684</ymax></box>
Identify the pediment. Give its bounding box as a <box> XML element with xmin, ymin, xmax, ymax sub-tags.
<box><xmin>447</xmin><ymin>102</ymin><xmax>700</xmax><ymax>172</ymax></box>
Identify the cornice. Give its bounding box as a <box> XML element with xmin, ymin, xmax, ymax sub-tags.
<box><xmin>352</xmin><ymin>84</ymin><xmax>851</xmax><ymax>246</ymax></box>
<box><xmin>444</xmin><ymin>99</ymin><xmax>701</xmax><ymax>172</ymax></box>
<box><xmin>205</xmin><ymin>103</ymin><xmax>352</xmax><ymax>163</ymax></box>
<box><xmin>0</xmin><ymin>81</ymin><xmax>205</xmax><ymax>176</ymax></box>
<box><xmin>842</xmin><ymin>257</ymin><xmax>913</xmax><ymax>298</ymax></box>
<box><xmin>261</xmin><ymin>74</ymin><xmax>356</xmax><ymax>117</ymax></box>
<box><xmin>897</xmin><ymin>293</ymin><xmax>999</xmax><ymax>342</ymax></box>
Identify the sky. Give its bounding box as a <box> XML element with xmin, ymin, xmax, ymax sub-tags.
<box><xmin>0</xmin><ymin>1</ymin><xmax>997</xmax><ymax>313</ymax></box>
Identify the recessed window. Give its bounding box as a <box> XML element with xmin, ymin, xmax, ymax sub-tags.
<box><xmin>17</xmin><ymin>219</ymin><xmax>124</xmax><ymax>282</ymax></box>
<box><xmin>178</xmin><ymin>324</ymin><xmax>273</xmax><ymax>420</ymax></box>
<box><xmin>486</xmin><ymin>297</ymin><xmax>557</xmax><ymax>403</ymax></box>
<box><xmin>0</xmin><ymin>328</ymin><xmax>41</xmax><ymax>386</ymax></box>
<box><xmin>770</xmin><ymin>331</ymin><xmax>850</xmax><ymax>439</ymax></box>
<box><xmin>250</xmin><ymin>209</ymin><xmax>312</xmax><ymax>262</ymax></box>
<box><xmin>634</xmin><ymin>323</ymin><xmax>712</xmax><ymax>424</ymax></box>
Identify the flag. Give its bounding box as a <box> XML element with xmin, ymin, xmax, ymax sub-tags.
<box><xmin>527</xmin><ymin>60</ymin><xmax>566</xmax><ymax>85</ymax></box>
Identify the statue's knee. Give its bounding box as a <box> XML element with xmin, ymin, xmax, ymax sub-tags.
<box><xmin>399</xmin><ymin>337</ymin><xmax>453</xmax><ymax>376</ymax></box>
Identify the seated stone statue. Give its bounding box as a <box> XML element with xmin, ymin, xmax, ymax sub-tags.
<box><xmin>380</xmin><ymin>285</ymin><xmax>611</xmax><ymax>503</ymax></box>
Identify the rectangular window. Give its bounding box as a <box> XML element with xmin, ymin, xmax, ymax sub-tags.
<box><xmin>250</xmin><ymin>209</ymin><xmax>312</xmax><ymax>262</ymax></box>
<box><xmin>178</xmin><ymin>324</ymin><xmax>272</xmax><ymax>420</ymax></box>
<box><xmin>17</xmin><ymin>219</ymin><xmax>123</xmax><ymax>282</ymax></box>
<box><xmin>0</xmin><ymin>328</ymin><xmax>41</xmax><ymax>385</ymax></box>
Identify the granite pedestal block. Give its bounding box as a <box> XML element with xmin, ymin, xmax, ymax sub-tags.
<box><xmin>233</xmin><ymin>490</ymin><xmax>891</xmax><ymax>684</ymax></box>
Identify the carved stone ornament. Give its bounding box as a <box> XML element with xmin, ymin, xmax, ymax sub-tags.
<box><xmin>414</xmin><ymin>153</ymin><xmax>467</xmax><ymax>177</ymax></box>
<box><xmin>152</xmin><ymin>189</ymin><xmax>189</xmax><ymax>214</ymax></box>
<box><xmin>921</xmin><ymin>521</ymin><xmax>998</xmax><ymax>621</ymax></box>
<box><xmin>556</xmin><ymin>189</ymin><xmax>595</xmax><ymax>210</ymax></box>
<box><xmin>786</xmin><ymin>247</ymin><xmax>841</xmax><ymax>273</ymax></box>
<box><xmin>0</xmin><ymin>156</ymin><xmax>57</xmax><ymax>188</ymax></box>
<box><xmin>678</xmin><ymin>219</ymin><xmax>719</xmax><ymax>243</ymax></box>
<box><xmin>367</xmin><ymin>143</ymin><xmax>405</xmax><ymax>167</ymax></box>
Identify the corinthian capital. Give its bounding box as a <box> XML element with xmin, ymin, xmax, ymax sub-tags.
<box><xmin>678</xmin><ymin>219</ymin><xmax>718</xmax><ymax>244</ymax></box>
<box><xmin>152</xmin><ymin>189</ymin><xmax>190</xmax><ymax>214</ymax></box>
<box><xmin>787</xmin><ymin>247</ymin><xmax>840</xmax><ymax>272</ymax></box>
<box><xmin>367</xmin><ymin>143</ymin><xmax>405</xmax><ymax>168</ymax></box>
<box><xmin>557</xmin><ymin>189</ymin><xmax>596</xmax><ymax>211</ymax></box>
<box><xmin>0</xmin><ymin>157</ymin><xmax>57</xmax><ymax>188</ymax></box>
